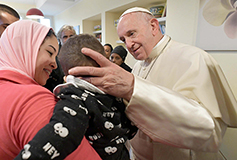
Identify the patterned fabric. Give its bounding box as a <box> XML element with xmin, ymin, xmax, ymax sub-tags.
<box><xmin>15</xmin><ymin>80</ymin><xmax>137</xmax><ymax>160</ymax></box>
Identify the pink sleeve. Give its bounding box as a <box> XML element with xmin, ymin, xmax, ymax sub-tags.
<box><xmin>66</xmin><ymin>137</ymin><xmax>101</xmax><ymax>160</ymax></box>
<box><xmin>14</xmin><ymin>87</ymin><xmax>101</xmax><ymax>160</ymax></box>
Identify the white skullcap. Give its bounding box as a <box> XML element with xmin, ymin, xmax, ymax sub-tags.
<box><xmin>120</xmin><ymin>7</ymin><xmax>153</xmax><ymax>18</ymax></box>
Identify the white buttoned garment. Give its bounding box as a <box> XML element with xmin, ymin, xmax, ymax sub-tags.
<box><xmin>126</xmin><ymin>35</ymin><xmax>237</xmax><ymax>160</ymax></box>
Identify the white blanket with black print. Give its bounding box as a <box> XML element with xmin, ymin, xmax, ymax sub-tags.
<box><xmin>15</xmin><ymin>75</ymin><xmax>137</xmax><ymax>160</ymax></box>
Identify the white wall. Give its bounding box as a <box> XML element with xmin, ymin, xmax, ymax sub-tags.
<box><xmin>54</xmin><ymin>0</ymin><xmax>136</xmax><ymax>33</ymax></box>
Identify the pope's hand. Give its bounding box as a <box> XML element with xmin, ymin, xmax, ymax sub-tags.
<box><xmin>68</xmin><ymin>48</ymin><xmax>134</xmax><ymax>101</ymax></box>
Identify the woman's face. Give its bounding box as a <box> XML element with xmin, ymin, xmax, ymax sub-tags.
<box><xmin>110</xmin><ymin>53</ymin><xmax>123</xmax><ymax>66</ymax></box>
<box><xmin>104</xmin><ymin>45</ymin><xmax>111</xmax><ymax>59</ymax></box>
<box><xmin>34</xmin><ymin>35</ymin><xmax>59</xmax><ymax>85</ymax></box>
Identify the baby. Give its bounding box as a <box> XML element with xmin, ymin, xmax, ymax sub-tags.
<box><xmin>56</xmin><ymin>34</ymin><xmax>137</xmax><ymax>160</ymax></box>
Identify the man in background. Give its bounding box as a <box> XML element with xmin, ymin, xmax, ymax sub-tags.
<box><xmin>0</xmin><ymin>4</ymin><xmax>20</xmax><ymax>37</ymax></box>
<box><xmin>57</xmin><ymin>24</ymin><xmax>76</xmax><ymax>47</ymax></box>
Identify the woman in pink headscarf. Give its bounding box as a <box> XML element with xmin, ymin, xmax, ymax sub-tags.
<box><xmin>0</xmin><ymin>20</ymin><xmax>101</xmax><ymax>160</ymax></box>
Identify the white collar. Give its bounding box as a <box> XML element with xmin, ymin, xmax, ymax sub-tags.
<box><xmin>53</xmin><ymin>75</ymin><xmax>105</xmax><ymax>95</ymax></box>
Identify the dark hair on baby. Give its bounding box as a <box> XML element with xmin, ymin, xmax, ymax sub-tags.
<box><xmin>58</xmin><ymin>34</ymin><xmax>106</xmax><ymax>75</ymax></box>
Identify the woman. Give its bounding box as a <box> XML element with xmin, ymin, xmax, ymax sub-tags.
<box><xmin>110</xmin><ymin>45</ymin><xmax>132</xmax><ymax>72</ymax></box>
<box><xmin>103</xmin><ymin>43</ymin><xmax>113</xmax><ymax>59</ymax></box>
<box><xmin>0</xmin><ymin>20</ymin><xmax>101</xmax><ymax>160</ymax></box>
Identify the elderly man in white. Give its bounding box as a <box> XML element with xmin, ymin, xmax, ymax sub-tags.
<box><xmin>68</xmin><ymin>7</ymin><xmax>237</xmax><ymax>160</ymax></box>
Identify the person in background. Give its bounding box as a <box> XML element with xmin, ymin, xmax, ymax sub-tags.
<box><xmin>0</xmin><ymin>4</ymin><xmax>20</xmax><ymax>37</ymax></box>
<box><xmin>68</xmin><ymin>7</ymin><xmax>237</xmax><ymax>160</ymax></box>
<box><xmin>0</xmin><ymin>20</ymin><xmax>100</xmax><ymax>160</ymax></box>
<box><xmin>57</xmin><ymin>24</ymin><xmax>76</xmax><ymax>47</ymax></box>
<box><xmin>110</xmin><ymin>45</ymin><xmax>132</xmax><ymax>72</ymax></box>
<box><xmin>104</xmin><ymin>43</ymin><xmax>113</xmax><ymax>59</ymax></box>
<box><xmin>44</xmin><ymin>25</ymin><xmax>76</xmax><ymax>92</ymax></box>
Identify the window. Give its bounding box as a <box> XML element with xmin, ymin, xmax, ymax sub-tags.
<box><xmin>39</xmin><ymin>18</ymin><xmax>51</xmax><ymax>27</ymax></box>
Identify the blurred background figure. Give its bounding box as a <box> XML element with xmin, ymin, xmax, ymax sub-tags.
<box><xmin>44</xmin><ymin>24</ymin><xmax>76</xmax><ymax>92</ymax></box>
<box><xmin>110</xmin><ymin>45</ymin><xmax>132</xmax><ymax>72</ymax></box>
<box><xmin>0</xmin><ymin>4</ymin><xmax>20</xmax><ymax>37</ymax></box>
<box><xmin>104</xmin><ymin>43</ymin><xmax>113</xmax><ymax>59</ymax></box>
<box><xmin>57</xmin><ymin>24</ymin><xmax>76</xmax><ymax>47</ymax></box>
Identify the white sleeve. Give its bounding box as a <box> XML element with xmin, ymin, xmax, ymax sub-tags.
<box><xmin>125</xmin><ymin>76</ymin><xmax>227</xmax><ymax>152</ymax></box>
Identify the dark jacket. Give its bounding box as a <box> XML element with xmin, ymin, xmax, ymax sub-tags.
<box><xmin>120</xmin><ymin>62</ymin><xmax>132</xmax><ymax>72</ymax></box>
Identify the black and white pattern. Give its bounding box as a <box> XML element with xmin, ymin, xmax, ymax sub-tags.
<box><xmin>14</xmin><ymin>77</ymin><xmax>137</xmax><ymax>160</ymax></box>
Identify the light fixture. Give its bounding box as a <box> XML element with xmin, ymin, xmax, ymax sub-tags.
<box><xmin>26</xmin><ymin>8</ymin><xmax>44</xmax><ymax>19</ymax></box>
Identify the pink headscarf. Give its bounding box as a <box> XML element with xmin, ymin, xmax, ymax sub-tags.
<box><xmin>0</xmin><ymin>20</ymin><xmax>51</xmax><ymax>79</ymax></box>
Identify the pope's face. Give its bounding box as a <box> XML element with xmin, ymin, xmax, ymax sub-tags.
<box><xmin>117</xmin><ymin>13</ymin><xmax>155</xmax><ymax>60</ymax></box>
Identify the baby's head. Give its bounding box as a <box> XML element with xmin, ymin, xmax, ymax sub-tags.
<box><xmin>58</xmin><ymin>34</ymin><xmax>106</xmax><ymax>76</ymax></box>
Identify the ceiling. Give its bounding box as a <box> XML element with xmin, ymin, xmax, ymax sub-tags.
<box><xmin>0</xmin><ymin>0</ymin><xmax>82</xmax><ymax>16</ymax></box>
<box><xmin>0</xmin><ymin>0</ymin><xmax>165</xmax><ymax>17</ymax></box>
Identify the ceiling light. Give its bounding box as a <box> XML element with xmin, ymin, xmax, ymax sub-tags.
<box><xmin>26</xmin><ymin>8</ymin><xmax>44</xmax><ymax>19</ymax></box>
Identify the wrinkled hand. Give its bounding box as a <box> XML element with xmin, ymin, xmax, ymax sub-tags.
<box><xmin>68</xmin><ymin>48</ymin><xmax>134</xmax><ymax>101</ymax></box>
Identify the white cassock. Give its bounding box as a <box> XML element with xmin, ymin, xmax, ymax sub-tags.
<box><xmin>126</xmin><ymin>35</ymin><xmax>237</xmax><ymax>160</ymax></box>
